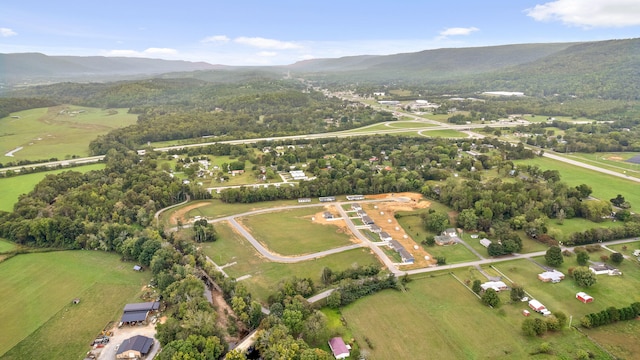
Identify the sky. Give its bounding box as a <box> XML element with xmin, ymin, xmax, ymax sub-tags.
<box><xmin>1</xmin><ymin>0</ymin><xmax>639</xmax><ymax>66</ymax></box>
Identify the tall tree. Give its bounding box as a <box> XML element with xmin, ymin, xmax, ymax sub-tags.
<box><xmin>545</xmin><ymin>245</ymin><xmax>564</xmax><ymax>267</ymax></box>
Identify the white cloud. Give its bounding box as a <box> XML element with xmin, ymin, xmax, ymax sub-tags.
<box><xmin>527</xmin><ymin>0</ymin><xmax>640</xmax><ymax>27</ymax></box>
<box><xmin>1</xmin><ymin>28</ymin><xmax>17</xmax><ymax>37</ymax></box>
<box><xmin>102</xmin><ymin>48</ymin><xmax>178</xmax><ymax>57</ymax></box>
<box><xmin>439</xmin><ymin>27</ymin><xmax>479</xmax><ymax>37</ymax></box>
<box><xmin>201</xmin><ymin>35</ymin><xmax>230</xmax><ymax>43</ymax></box>
<box><xmin>257</xmin><ymin>51</ymin><xmax>277</xmax><ymax>57</ymax></box>
<box><xmin>104</xmin><ymin>49</ymin><xmax>140</xmax><ymax>57</ymax></box>
<box><xmin>144</xmin><ymin>47</ymin><xmax>178</xmax><ymax>55</ymax></box>
<box><xmin>234</xmin><ymin>36</ymin><xmax>301</xmax><ymax>49</ymax></box>
<box><xmin>299</xmin><ymin>54</ymin><xmax>315</xmax><ymax>61</ymax></box>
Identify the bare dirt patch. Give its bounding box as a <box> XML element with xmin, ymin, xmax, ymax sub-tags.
<box><xmin>168</xmin><ymin>202</ymin><xmax>210</xmax><ymax>225</ymax></box>
<box><xmin>363</xmin><ymin>193</ymin><xmax>436</xmax><ymax>267</ymax></box>
<box><xmin>211</xmin><ymin>289</ymin><xmax>246</xmax><ymax>344</ymax></box>
<box><xmin>311</xmin><ymin>205</ymin><xmax>361</xmax><ymax>244</ymax></box>
<box><xmin>608</xmin><ymin>156</ymin><xmax>624</xmax><ymax>161</ymax></box>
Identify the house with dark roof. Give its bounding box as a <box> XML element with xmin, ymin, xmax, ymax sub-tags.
<box><xmin>369</xmin><ymin>224</ymin><xmax>381</xmax><ymax>233</ymax></box>
<box><xmin>121</xmin><ymin>302</ymin><xmax>159</xmax><ymax>324</ymax></box>
<box><xmin>328</xmin><ymin>337</ymin><xmax>350</xmax><ymax>359</ymax></box>
<box><xmin>116</xmin><ymin>335</ymin><xmax>154</xmax><ymax>359</ymax></box>
<box><xmin>362</xmin><ymin>216</ymin><xmax>374</xmax><ymax>225</ymax></box>
<box><xmin>389</xmin><ymin>240</ymin><xmax>414</xmax><ymax>264</ymax></box>
<box><xmin>379</xmin><ymin>232</ymin><xmax>392</xmax><ymax>242</ymax></box>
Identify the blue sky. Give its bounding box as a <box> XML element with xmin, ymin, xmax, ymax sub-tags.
<box><xmin>1</xmin><ymin>0</ymin><xmax>639</xmax><ymax>65</ymax></box>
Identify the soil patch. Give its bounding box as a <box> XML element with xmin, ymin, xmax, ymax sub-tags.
<box><xmin>211</xmin><ymin>289</ymin><xmax>246</xmax><ymax>344</ymax></box>
<box><xmin>363</xmin><ymin>193</ymin><xmax>436</xmax><ymax>267</ymax></box>
<box><xmin>608</xmin><ymin>156</ymin><xmax>624</xmax><ymax>161</ymax></box>
<box><xmin>169</xmin><ymin>202</ymin><xmax>210</xmax><ymax>225</ymax></box>
<box><xmin>311</xmin><ymin>205</ymin><xmax>361</xmax><ymax>244</ymax></box>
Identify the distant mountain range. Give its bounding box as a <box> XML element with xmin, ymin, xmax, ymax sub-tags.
<box><xmin>2</xmin><ymin>38</ymin><xmax>639</xmax><ymax>99</ymax></box>
<box><xmin>0</xmin><ymin>53</ymin><xmax>221</xmax><ymax>85</ymax></box>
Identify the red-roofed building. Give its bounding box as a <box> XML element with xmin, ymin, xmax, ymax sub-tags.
<box><xmin>328</xmin><ymin>337</ymin><xmax>350</xmax><ymax>359</ymax></box>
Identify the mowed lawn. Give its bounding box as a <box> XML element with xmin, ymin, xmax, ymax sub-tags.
<box><xmin>0</xmin><ymin>239</ymin><xmax>17</xmax><ymax>253</ymax></box>
<box><xmin>0</xmin><ymin>251</ymin><xmax>151</xmax><ymax>359</ymax></box>
<box><xmin>238</xmin><ymin>208</ymin><xmax>355</xmax><ymax>255</ymax></box>
<box><xmin>1</xmin><ymin>105</ymin><xmax>137</xmax><ymax>161</ymax></box>
<box><xmin>0</xmin><ymin>164</ymin><xmax>105</xmax><ymax>212</ymax></box>
<box><xmin>342</xmin><ymin>273</ymin><xmax>608</xmax><ymax>359</ymax></box>
<box><xmin>201</xmin><ymin>221</ymin><xmax>380</xmax><ymax>302</ymax></box>
<box><xmin>514</xmin><ymin>156</ymin><xmax>640</xmax><ymax>211</ymax></box>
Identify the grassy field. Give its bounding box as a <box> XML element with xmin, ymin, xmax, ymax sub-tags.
<box><xmin>239</xmin><ymin>208</ymin><xmax>355</xmax><ymax>255</ymax></box>
<box><xmin>546</xmin><ymin>217</ymin><xmax>623</xmax><ymax>241</ymax></box>
<box><xmin>341</xmin><ymin>272</ymin><xmax>608</xmax><ymax>359</ymax></box>
<box><xmin>515</xmin><ymin>156</ymin><xmax>640</xmax><ymax>211</ymax></box>
<box><xmin>0</xmin><ymin>163</ymin><xmax>105</xmax><ymax>212</ymax></box>
<box><xmin>385</xmin><ymin>121</ymin><xmax>438</xmax><ymax>129</ymax></box>
<box><xmin>422</xmin><ymin>129</ymin><xmax>468</xmax><ymax>138</ymax></box>
<box><xmin>0</xmin><ymin>105</ymin><xmax>137</xmax><ymax>161</ymax></box>
<box><xmin>0</xmin><ymin>251</ymin><xmax>151</xmax><ymax>359</ymax></box>
<box><xmin>201</xmin><ymin>221</ymin><xmax>380</xmax><ymax>302</ymax></box>
<box><xmin>563</xmin><ymin>152</ymin><xmax>640</xmax><ymax>176</ymax></box>
<box><xmin>0</xmin><ymin>239</ymin><xmax>17</xmax><ymax>253</ymax></box>
<box><xmin>159</xmin><ymin>199</ymin><xmax>304</xmax><ymax>225</ymax></box>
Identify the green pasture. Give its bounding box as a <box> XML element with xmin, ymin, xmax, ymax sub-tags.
<box><xmin>494</xmin><ymin>257</ymin><xmax>640</xmax><ymax>321</ymax></box>
<box><xmin>546</xmin><ymin>217</ymin><xmax>622</xmax><ymax>242</ymax></box>
<box><xmin>342</xmin><ymin>272</ymin><xmax>607</xmax><ymax>359</ymax></box>
<box><xmin>422</xmin><ymin>129</ymin><xmax>468</xmax><ymax>138</ymax></box>
<box><xmin>0</xmin><ymin>164</ymin><xmax>105</xmax><ymax>212</ymax></box>
<box><xmin>385</xmin><ymin>121</ymin><xmax>437</xmax><ymax>129</ymax></box>
<box><xmin>606</xmin><ymin>241</ymin><xmax>640</xmax><ymax>256</ymax></box>
<box><xmin>515</xmin><ymin>156</ymin><xmax>640</xmax><ymax>211</ymax></box>
<box><xmin>0</xmin><ymin>239</ymin><xmax>16</xmax><ymax>253</ymax></box>
<box><xmin>0</xmin><ymin>251</ymin><xmax>151</xmax><ymax>358</ymax></box>
<box><xmin>0</xmin><ymin>106</ymin><xmax>137</xmax><ymax>161</ymax></box>
<box><xmin>239</xmin><ymin>208</ymin><xmax>354</xmax><ymax>255</ymax></box>
<box><xmin>584</xmin><ymin>319</ymin><xmax>640</xmax><ymax>359</ymax></box>
<box><xmin>564</xmin><ymin>152</ymin><xmax>640</xmax><ymax>176</ymax></box>
<box><xmin>160</xmin><ymin>199</ymin><xmax>306</xmax><ymax>225</ymax></box>
<box><xmin>201</xmin><ymin>221</ymin><xmax>380</xmax><ymax>302</ymax></box>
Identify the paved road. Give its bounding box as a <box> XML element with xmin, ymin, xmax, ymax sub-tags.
<box><xmin>404</xmin><ymin>237</ymin><xmax>640</xmax><ymax>276</ymax></box>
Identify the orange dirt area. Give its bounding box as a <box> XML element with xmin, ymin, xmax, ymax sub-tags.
<box><xmin>363</xmin><ymin>193</ymin><xmax>436</xmax><ymax>267</ymax></box>
<box><xmin>168</xmin><ymin>202</ymin><xmax>210</xmax><ymax>225</ymax></box>
<box><xmin>607</xmin><ymin>156</ymin><xmax>624</xmax><ymax>161</ymax></box>
<box><xmin>311</xmin><ymin>205</ymin><xmax>361</xmax><ymax>244</ymax></box>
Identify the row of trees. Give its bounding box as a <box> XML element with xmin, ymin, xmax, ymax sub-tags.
<box><xmin>580</xmin><ymin>303</ymin><xmax>640</xmax><ymax>329</ymax></box>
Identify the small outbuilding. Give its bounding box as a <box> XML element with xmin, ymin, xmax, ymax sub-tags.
<box><xmin>479</xmin><ymin>238</ymin><xmax>492</xmax><ymax>248</ymax></box>
<box><xmin>328</xmin><ymin>337</ymin><xmax>350</xmax><ymax>359</ymax></box>
<box><xmin>528</xmin><ymin>299</ymin><xmax>546</xmax><ymax>312</ymax></box>
<box><xmin>576</xmin><ymin>292</ymin><xmax>594</xmax><ymax>303</ymax></box>
<box><xmin>133</xmin><ymin>265</ymin><xmax>142</xmax><ymax>271</ymax></box>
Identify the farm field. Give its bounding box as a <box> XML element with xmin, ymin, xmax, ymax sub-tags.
<box><xmin>0</xmin><ymin>105</ymin><xmax>137</xmax><ymax>162</ymax></box>
<box><xmin>0</xmin><ymin>251</ymin><xmax>151</xmax><ymax>359</ymax></box>
<box><xmin>238</xmin><ymin>207</ymin><xmax>356</xmax><ymax>256</ymax></box>
<box><xmin>514</xmin><ymin>156</ymin><xmax>640</xmax><ymax>211</ymax></box>
<box><xmin>341</xmin><ymin>272</ymin><xmax>608</xmax><ymax>359</ymax></box>
<box><xmin>0</xmin><ymin>163</ymin><xmax>105</xmax><ymax>212</ymax></box>
<box><xmin>201</xmin><ymin>221</ymin><xmax>380</xmax><ymax>302</ymax></box>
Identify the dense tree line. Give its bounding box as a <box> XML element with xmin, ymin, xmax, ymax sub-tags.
<box><xmin>326</xmin><ymin>274</ymin><xmax>398</xmax><ymax>308</ymax></box>
<box><xmin>580</xmin><ymin>303</ymin><xmax>640</xmax><ymax>329</ymax></box>
<box><xmin>0</xmin><ymin>97</ymin><xmax>58</xmax><ymax>118</ymax></box>
<box><xmin>0</xmin><ymin>150</ymin><xmax>189</xmax><ymax>249</ymax></box>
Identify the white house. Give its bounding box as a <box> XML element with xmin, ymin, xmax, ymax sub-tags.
<box><xmin>480</xmin><ymin>281</ymin><xmax>508</xmax><ymax>292</ymax></box>
<box><xmin>479</xmin><ymin>238</ymin><xmax>492</xmax><ymax>248</ymax></box>
<box><xmin>538</xmin><ymin>270</ymin><xmax>565</xmax><ymax>283</ymax></box>
<box><xmin>589</xmin><ymin>263</ymin><xmax>622</xmax><ymax>276</ymax></box>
